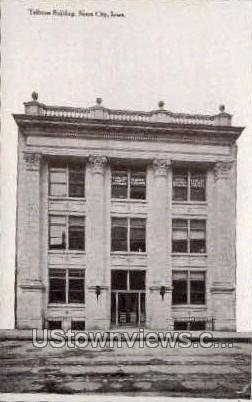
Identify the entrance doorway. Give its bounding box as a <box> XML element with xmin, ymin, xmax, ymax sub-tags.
<box><xmin>111</xmin><ymin>270</ymin><xmax>146</xmax><ymax>327</ymax></box>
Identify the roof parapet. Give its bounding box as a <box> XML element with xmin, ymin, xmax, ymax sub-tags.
<box><xmin>23</xmin><ymin>93</ymin><xmax>232</xmax><ymax>127</ymax></box>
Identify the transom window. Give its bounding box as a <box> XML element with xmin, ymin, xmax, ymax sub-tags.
<box><xmin>111</xmin><ymin>169</ymin><xmax>146</xmax><ymax>200</ymax></box>
<box><xmin>172</xmin><ymin>219</ymin><xmax>206</xmax><ymax>253</ymax></box>
<box><xmin>49</xmin><ymin>268</ymin><xmax>85</xmax><ymax>304</ymax></box>
<box><xmin>111</xmin><ymin>217</ymin><xmax>146</xmax><ymax>253</ymax></box>
<box><xmin>172</xmin><ymin>271</ymin><xmax>205</xmax><ymax>305</ymax></box>
<box><xmin>49</xmin><ymin>162</ymin><xmax>85</xmax><ymax>198</ymax></box>
<box><xmin>49</xmin><ymin>215</ymin><xmax>85</xmax><ymax>251</ymax></box>
<box><xmin>111</xmin><ymin>270</ymin><xmax>146</xmax><ymax>290</ymax></box>
<box><xmin>172</xmin><ymin>168</ymin><xmax>206</xmax><ymax>202</ymax></box>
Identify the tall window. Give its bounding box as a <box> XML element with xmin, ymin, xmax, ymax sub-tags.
<box><xmin>111</xmin><ymin>217</ymin><xmax>146</xmax><ymax>252</ymax></box>
<box><xmin>49</xmin><ymin>268</ymin><xmax>85</xmax><ymax>304</ymax></box>
<box><xmin>172</xmin><ymin>219</ymin><xmax>206</xmax><ymax>253</ymax></box>
<box><xmin>172</xmin><ymin>168</ymin><xmax>206</xmax><ymax>202</ymax></box>
<box><xmin>172</xmin><ymin>271</ymin><xmax>205</xmax><ymax>305</ymax></box>
<box><xmin>49</xmin><ymin>215</ymin><xmax>85</xmax><ymax>251</ymax></box>
<box><xmin>111</xmin><ymin>169</ymin><xmax>146</xmax><ymax>200</ymax></box>
<box><xmin>49</xmin><ymin>162</ymin><xmax>85</xmax><ymax>198</ymax></box>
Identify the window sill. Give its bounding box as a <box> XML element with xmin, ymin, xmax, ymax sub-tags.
<box><xmin>49</xmin><ymin>196</ymin><xmax>86</xmax><ymax>201</ymax></box>
<box><xmin>172</xmin><ymin>201</ymin><xmax>207</xmax><ymax>205</ymax></box>
<box><xmin>48</xmin><ymin>303</ymin><xmax>85</xmax><ymax>307</ymax></box>
<box><xmin>172</xmin><ymin>305</ymin><xmax>207</xmax><ymax>309</ymax></box>
<box><xmin>48</xmin><ymin>250</ymin><xmax>86</xmax><ymax>255</ymax></box>
<box><xmin>111</xmin><ymin>252</ymin><xmax>147</xmax><ymax>257</ymax></box>
<box><xmin>111</xmin><ymin>198</ymin><xmax>147</xmax><ymax>203</ymax></box>
<box><xmin>172</xmin><ymin>253</ymin><xmax>207</xmax><ymax>257</ymax></box>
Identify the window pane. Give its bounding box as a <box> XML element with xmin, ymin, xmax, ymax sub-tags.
<box><xmin>49</xmin><ymin>216</ymin><xmax>66</xmax><ymax>249</ymax></box>
<box><xmin>71</xmin><ymin>321</ymin><xmax>85</xmax><ymax>330</ymax></box>
<box><xmin>129</xmin><ymin>270</ymin><xmax>145</xmax><ymax>290</ymax></box>
<box><xmin>130</xmin><ymin>219</ymin><xmax>146</xmax><ymax>252</ymax></box>
<box><xmin>69</xmin><ymin>278</ymin><xmax>84</xmax><ymax>303</ymax></box>
<box><xmin>173</xmin><ymin>169</ymin><xmax>188</xmax><ymax>201</ymax></box>
<box><xmin>190</xmin><ymin>220</ymin><xmax>206</xmax><ymax>253</ymax></box>
<box><xmin>172</xmin><ymin>220</ymin><xmax>188</xmax><ymax>252</ymax></box>
<box><xmin>48</xmin><ymin>320</ymin><xmax>62</xmax><ymax>330</ymax></box>
<box><xmin>190</xmin><ymin>172</ymin><xmax>206</xmax><ymax>201</ymax></box>
<box><xmin>190</xmin><ymin>321</ymin><xmax>206</xmax><ymax>330</ymax></box>
<box><xmin>190</xmin><ymin>273</ymin><xmax>205</xmax><ymax>304</ymax></box>
<box><xmin>111</xmin><ymin>218</ymin><xmax>128</xmax><ymax>251</ymax></box>
<box><xmin>49</xmin><ymin>269</ymin><xmax>66</xmax><ymax>303</ymax></box>
<box><xmin>174</xmin><ymin>321</ymin><xmax>188</xmax><ymax>330</ymax></box>
<box><xmin>172</xmin><ymin>271</ymin><xmax>188</xmax><ymax>304</ymax></box>
<box><xmin>69</xmin><ymin>216</ymin><xmax>85</xmax><ymax>250</ymax></box>
<box><xmin>130</xmin><ymin>171</ymin><xmax>146</xmax><ymax>200</ymax></box>
<box><xmin>111</xmin><ymin>270</ymin><xmax>128</xmax><ymax>290</ymax></box>
<box><xmin>69</xmin><ymin>165</ymin><xmax>85</xmax><ymax>197</ymax></box>
<box><xmin>111</xmin><ymin>171</ymin><xmax>128</xmax><ymax>199</ymax></box>
<box><xmin>49</xmin><ymin>167</ymin><xmax>67</xmax><ymax>197</ymax></box>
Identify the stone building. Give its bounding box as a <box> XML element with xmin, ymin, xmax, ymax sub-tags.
<box><xmin>13</xmin><ymin>94</ymin><xmax>244</xmax><ymax>331</ymax></box>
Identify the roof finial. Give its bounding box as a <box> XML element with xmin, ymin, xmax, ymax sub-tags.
<box><xmin>158</xmin><ymin>100</ymin><xmax>165</xmax><ymax>109</ymax></box>
<box><xmin>32</xmin><ymin>91</ymin><xmax>38</xmax><ymax>101</ymax></box>
<box><xmin>96</xmin><ymin>97</ymin><xmax>102</xmax><ymax>105</ymax></box>
<box><xmin>219</xmin><ymin>104</ymin><xmax>225</xmax><ymax>113</ymax></box>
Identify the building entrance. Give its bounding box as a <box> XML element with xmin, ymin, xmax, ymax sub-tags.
<box><xmin>111</xmin><ymin>270</ymin><xmax>146</xmax><ymax>327</ymax></box>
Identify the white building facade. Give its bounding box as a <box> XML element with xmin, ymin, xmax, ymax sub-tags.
<box><xmin>13</xmin><ymin>94</ymin><xmax>244</xmax><ymax>331</ymax></box>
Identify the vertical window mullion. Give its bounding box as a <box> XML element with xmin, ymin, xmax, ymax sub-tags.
<box><xmin>188</xmin><ymin>271</ymin><xmax>191</xmax><ymax>304</ymax></box>
<box><xmin>128</xmin><ymin>218</ymin><xmax>130</xmax><ymax>252</ymax></box>
<box><xmin>188</xmin><ymin>170</ymin><xmax>191</xmax><ymax>201</ymax></box>
<box><xmin>127</xmin><ymin>271</ymin><xmax>130</xmax><ymax>290</ymax></box>
<box><xmin>188</xmin><ymin>219</ymin><xmax>190</xmax><ymax>253</ymax></box>
<box><xmin>67</xmin><ymin>164</ymin><xmax>69</xmax><ymax>197</ymax></box>
<box><xmin>66</xmin><ymin>269</ymin><xmax>69</xmax><ymax>303</ymax></box>
<box><xmin>128</xmin><ymin>170</ymin><xmax>130</xmax><ymax>199</ymax></box>
<box><xmin>66</xmin><ymin>216</ymin><xmax>69</xmax><ymax>250</ymax></box>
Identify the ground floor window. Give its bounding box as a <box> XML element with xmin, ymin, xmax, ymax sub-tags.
<box><xmin>174</xmin><ymin>320</ymin><xmax>206</xmax><ymax>331</ymax></box>
<box><xmin>71</xmin><ymin>320</ymin><xmax>85</xmax><ymax>330</ymax></box>
<box><xmin>47</xmin><ymin>320</ymin><xmax>62</xmax><ymax>330</ymax></box>
<box><xmin>172</xmin><ymin>271</ymin><xmax>206</xmax><ymax>305</ymax></box>
<box><xmin>49</xmin><ymin>268</ymin><xmax>85</xmax><ymax>304</ymax></box>
<box><xmin>111</xmin><ymin>270</ymin><xmax>146</xmax><ymax>326</ymax></box>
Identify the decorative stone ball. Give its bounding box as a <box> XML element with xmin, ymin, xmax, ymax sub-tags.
<box><xmin>96</xmin><ymin>97</ymin><xmax>102</xmax><ymax>105</ymax></box>
<box><xmin>158</xmin><ymin>100</ymin><xmax>165</xmax><ymax>109</ymax></box>
<box><xmin>32</xmin><ymin>91</ymin><xmax>38</xmax><ymax>101</ymax></box>
<box><xmin>219</xmin><ymin>104</ymin><xmax>225</xmax><ymax>112</ymax></box>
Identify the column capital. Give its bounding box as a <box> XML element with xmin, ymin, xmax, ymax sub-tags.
<box><xmin>88</xmin><ymin>155</ymin><xmax>108</xmax><ymax>174</ymax></box>
<box><xmin>153</xmin><ymin>158</ymin><xmax>171</xmax><ymax>176</ymax></box>
<box><xmin>23</xmin><ymin>152</ymin><xmax>41</xmax><ymax>171</ymax></box>
<box><xmin>214</xmin><ymin>161</ymin><xmax>234</xmax><ymax>181</ymax></box>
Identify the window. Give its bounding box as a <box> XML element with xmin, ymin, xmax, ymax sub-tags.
<box><xmin>47</xmin><ymin>320</ymin><xmax>62</xmax><ymax>330</ymax></box>
<box><xmin>71</xmin><ymin>321</ymin><xmax>85</xmax><ymax>331</ymax></box>
<box><xmin>111</xmin><ymin>217</ymin><xmax>146</xmax><ymax>252</ymax></box>
<box><xmin>172</xmin><ymin>271</ymin><xmax>205</xmax><ymax>305</ymax></box>
<box><xmin>172</xmin><ymin>219</ymin><xmax>206</xmax><ymax>253</ymax></box>
<box><xmin>49</xmin><ymin>162</ymin><xmax>85</xmax><ymax>198</ymax></box>
<box><xmin>49</xmin><ymin>215</ymin><xmax>85</xmax><ymax>251</ymax></box>
<box><xmin>111</xmin><ymin>270</ymin><xmax>145</xmax><ymax>290</ymax></box>
<box><xmin>111</xmin><ymin>169</ymin><xmax>146</xmax><ymax>200</ymax></box>
<box><xmin>49</xmin><ymin>268</ymin><xmax>85</xmax><ymax>304</ymax></box>
<box><xmin>173</xmin><ymin>168</ymin><xmax>206</xmax><ymax>202</ymax></box>
<box><xmin>174</xmin><ymin>320</ymin><xmax>206</xmax><ymax>331</ymax></box>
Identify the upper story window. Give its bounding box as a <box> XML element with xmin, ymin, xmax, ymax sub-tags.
<box><xmin>172</xmin><ymin>219</ymin><xmax>206</xmax><ymax>254</ymax></box>
<box><xmin>172</xmin><ymin>168</ymin><xmax>206</xmax><ymax>202</ymax></box>
<box><xmin>49</xmin><ymin>215</ymin><xmax>85</xmax><ymax>251</ymax></box>
<box><xmin>111</xmin><ymin>169</ymin><xmax>146</xmax><ymax>200</ymax></box>
<box><xmin>172</xmin><ymin>271</ymin><xmax>205</xmax><ymax>305</ymax></box>
<box><xmin>111</xmin><ymin>217</ymin><xmax>146</xmax><ymax>253</ymax></box>
<box><xmin>49</xmin><ymin>268</ymin><xmax>85</xmax><ymax>304</ymax></box>
<box><xmin>49</xmin><ymin>162</ymin><xmax>85</xmax><ymax>198</ymax></box>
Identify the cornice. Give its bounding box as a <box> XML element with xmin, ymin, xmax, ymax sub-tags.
<box><xmin>13</xmin><ymin>114</ymin><xmax>243</xmax><ymax>146</ymax></box>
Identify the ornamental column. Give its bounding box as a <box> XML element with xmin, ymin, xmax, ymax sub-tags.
<box><xmin>85</xmin><ymin>155</ymin><xmax>110</xmax><ymax>329</ymax></box>
<box><xmin>147</xmin><ymin>159</ymin><xmax>172</xmax><ymax>329</ymax></box>
<box><xmin>210</xmin><ymin>160</ymin><xmax>236</xmax><ymax>330</ymax></box>
<box><xmin>16</xmin><ymin>151</ymin><xmax>44</xmax><ymax>329</ymax></box>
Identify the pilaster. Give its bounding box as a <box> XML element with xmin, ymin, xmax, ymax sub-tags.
<box><xmin>16</xmin><ymin>151</ymin><xmax>44</xmax><ymax>328</ymax></box>
<box><xmin>85</xmin><ymin>155</ymin><xmax>110</xmax><ymax>329</ymax></box>
<box><xmin>147</xmin><ymin>159</ymin><xmax>172</xmax><ymax>329</ymax></box>
<box><xmin>210</xmin><ymin>160</ymin><xmax>236</xmax><ymax>330</ymax></box>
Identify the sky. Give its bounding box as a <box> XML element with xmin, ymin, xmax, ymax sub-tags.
<box><xmin>1</xmin><ymin>0</ymin><xmax>251</xmax><ymax>330</ymax></box>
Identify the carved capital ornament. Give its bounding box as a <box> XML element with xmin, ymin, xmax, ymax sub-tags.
<box><xmin>23</xmin><ymin>152</ymin><xmax>41</xmax><ymax>171</ymax></box>
<box><xmin>214</xmin><ymin>161</ymin><xmax>233</xmax><ymax>181</ymax></box>
<box><xmin>153</xmin><ymin>159</ymin><xmax>171</xmax><ymax>176</ymax></box>
<box><xmin>88</xmin><ymin>155</ymin><xmax>108</xmax><ymax>174</ymax></box>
